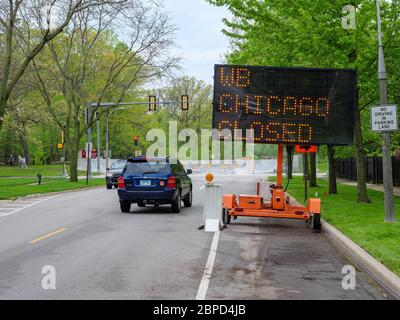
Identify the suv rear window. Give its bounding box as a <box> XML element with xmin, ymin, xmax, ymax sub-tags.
<box><xmin>125</xmin><ymin>161</ymin><xmax>171</xmax><ymax>175</ymax></box>
<box><xmin>110</xmin><ymin>162</ymin><xmax>126</xmax><ymax>170</ymax></box>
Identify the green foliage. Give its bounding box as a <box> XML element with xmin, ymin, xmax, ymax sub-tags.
<box><xmin>32</xmin><ymin>143</ymin><xmax>48</xmax><ymax>166</ymax></box>
<box><xmin>208</xmin><ymin>0</ymin><xmax>400</xmax><ymax>157</ymax></box>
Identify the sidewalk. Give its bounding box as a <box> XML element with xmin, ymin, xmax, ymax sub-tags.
<box><xmin>338</xmin><ymin>179</ymin><xmax>400</xmax><ymax>197</ymax></box>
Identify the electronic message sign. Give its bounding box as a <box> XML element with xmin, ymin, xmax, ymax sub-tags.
<box><xmin>212</xmin><ymin>65</ymin><xmax>357</xmax><ymax>145</ymax></box>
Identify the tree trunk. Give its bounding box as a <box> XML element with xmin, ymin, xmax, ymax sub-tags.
<box><xmin>286</xmin><ymin>145</ymin><xmax>294</xmax><ymax>179</ymax></box>
<box><xmin>309</xmin><ymin>152</ymin><xmax>318</xmax><ymax>187</ymax></box>
<box><xmin>68</xmin><ymin>139</ymin><xmax>79</xmax><ymax>182</ymax></box>
<box><xmin>354</xmin><ymin>103</ymin><xmax>371</xmax><ymax>203</ymax></box>
<box><xmin>303</xmin><ymin>153</ymin><xmax>308</xmax><ymax>201</ymax></box>
<box><xmin>327</xmin><ymin>145</ymin><xmax>337</xmax><ymax>194</ymax></box>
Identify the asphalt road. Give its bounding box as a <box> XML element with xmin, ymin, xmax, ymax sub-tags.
<box><xmin>0</xmin><ymin>175</ymin><xmax>388</xmax><ymax>300</ymax></box>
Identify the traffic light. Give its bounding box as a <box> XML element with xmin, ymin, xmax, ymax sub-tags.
<box><xmin>181</xmin><ymin>95</ymin><xmax>189</xmax><ymax>111</ymax></box>
<box><xmin>149</xmin><ymin>95</ymin><xmax>157</xmax><ymax>112</ymax></box>
<box><xmin>134</xmin><ymin>135</ymin><xmax>139</xmax><ymax>147</ymax></box>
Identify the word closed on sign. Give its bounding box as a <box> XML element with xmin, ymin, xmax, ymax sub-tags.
<box><xmin>212</xmin><ymin>65</ymin><xmax>357</xmax><ymax>145</ymax></box>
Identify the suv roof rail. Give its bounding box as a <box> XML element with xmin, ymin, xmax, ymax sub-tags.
<box><xmin>126</xmin><ymin>156</ymin><xmax>171</xmax><ymax>163</ymax></box>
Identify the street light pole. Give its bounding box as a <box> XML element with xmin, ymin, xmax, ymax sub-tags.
<box><xmin>376</xmin><ymin>0</ymin><xmax>396</xmax><ymax>222</ymax></box>
<box><xmin>88</xmin><ymin>99</ymin><xmax>188</xmax><ymax>175</ymax></box>
<box><xmin>106</xmin><ymin>107</ymin><xmax>126</xmax><ymax>171</ymax></box>
<box><xmin>97</xmin><ymin>115</ymin><xmax>101</xmax><ymax>173</ymax></box>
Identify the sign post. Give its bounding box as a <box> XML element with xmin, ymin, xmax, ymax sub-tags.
<box><xmin>371</xmin><ymin>105</ymin><xmax>398</xmax><ymax>223</ymax></box>
<box><xmin>375</xmin><ymin>0</ymin><xmax>397</xmax><ymax>223</ymax></box>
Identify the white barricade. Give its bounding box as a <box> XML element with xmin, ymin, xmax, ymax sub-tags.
<box><xmin>202</xmin><ymin>183</ymin><xmax>223</xmax><ymax>232</ymax></box>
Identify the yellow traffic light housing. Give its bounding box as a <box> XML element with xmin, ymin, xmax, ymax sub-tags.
<box><xmin>181</xmin><ymin>95</ymin><xmax>189</xmax><ymax>111</ymax></box>
<box><xmin>149</xmin><ymin>95</ymin><xmax>157</xmax><ymax>112</ymax></box>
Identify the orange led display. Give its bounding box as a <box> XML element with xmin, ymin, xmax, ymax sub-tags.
<box><xmin>213</xmin><ymin>65</ymin><xmax>357</xmax><ymax>146</ymax></box>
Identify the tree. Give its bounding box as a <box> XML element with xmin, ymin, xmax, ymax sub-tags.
<box><xmin>0</xmin><ymin>0</ymin><xmax>122</xmax><ymax>131</ymax></box>
<box><xmin>208</xmin><ymin>0</ymin><xmax>400</xmax><ymax>202</ymax></box>
<box><xmin>30</xmin><ymin>0</ymin><xmax>179</xmax><ymax>181</ymax></box>
<box><xmin>286</xmin><ymin>145</ymin><xmax>294</xmax><ymax>179</ymax></box>
<box><xmin>309</xmin><ymin>153</ymin><xmax>318</xmax><ymax>188</ymax></box>
<box><xmin>327</xmin><ymin>145</ymin><xmax>338</xmax><ymax>194</ymax></box>
<box><xmin>155</xmin><ymin>77</ymin><xmax>213</xmax><ymax>131</ymax></box>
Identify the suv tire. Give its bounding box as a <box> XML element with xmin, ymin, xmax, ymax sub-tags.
<box><xmin>171</xmin><ymin>192</ymin><xmax>181</xmax><ymax>213</ymax></box>
<box><xmin>120</xmin><ymin>201</ymin><xmax>131</xmax><ymax>213</ymax></box>
<box><xmin>107</xmin><ymin>184</ymin><xmax>113</xmax><ymax>190</ymax></box>
<box><xmin>183</xmin><ymin>190</ymin><xmax>192</xmax><ymax>208</ymax></box>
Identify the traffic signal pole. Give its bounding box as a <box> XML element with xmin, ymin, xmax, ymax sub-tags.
<box><xmin>376</xmin><ymin>0</ymin><xmax>396</xmax><ymax>222</ymax></box>
<box><xmin>86</xmin><ymin>104</ymin><xmax>92</xmax><ymax>185</ymax></box>
<box><xmin>86</xmin><ymin>97</ymin><xmax>190</xmax><ymax>183</ymax></box>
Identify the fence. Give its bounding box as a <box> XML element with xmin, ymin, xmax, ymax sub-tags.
<box><xmin>336</xmin><ymin>157</ymin><xmax>400</xmax><ymax>187</ymax></box>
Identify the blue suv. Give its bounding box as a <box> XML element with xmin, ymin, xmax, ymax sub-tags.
<box><xmin>117</xmin><ymin>157</ymin><xmax>193</xmax><ymax>213</ymax></box>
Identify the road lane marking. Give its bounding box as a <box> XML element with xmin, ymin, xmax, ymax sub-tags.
<box><xmin>0</xmin><ymin>196</ymin><xmax>59</xmax><ymax>218</ymax></box>
<box><xmin>196</xmin><ymin>231</ymin><xmax>221</xmax><ymax>300</ymax></box>
<box><xmin>30</xmin><ymin>228</ymin><xmax>67</xmax><ymax>244</ymax></box>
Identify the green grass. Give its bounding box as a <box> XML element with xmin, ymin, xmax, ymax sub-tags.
<box><xmin>0</xmin><ymin>177</ymin><xmax>104</xmax><ymax>200</ymax></box>
<box><xmin>269</xmin><ymin>176</ymin><xmax>400</xmax><ymax>276</ymax></box>
<box><xmin>0</xmin><ymin>164</ymin><xmax>86</xmax><ymax>177</ymax></box>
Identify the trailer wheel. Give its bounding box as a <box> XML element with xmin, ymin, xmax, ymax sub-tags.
<box><xmin>311</xmin><ymin>214</ymin><xmax>321</xmax><ymax>231</ymax></box>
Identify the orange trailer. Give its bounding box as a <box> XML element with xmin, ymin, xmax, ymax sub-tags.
<box><xmin>222</xmin><ymin>144</ymin><xmax>321</xmax><ymax>231</ymax></box>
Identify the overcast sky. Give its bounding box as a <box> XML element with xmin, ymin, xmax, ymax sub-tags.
<box><xmin>163</xmin><ymin>0</ymin><xmax>231</xmax><ymax>85</ymax></box>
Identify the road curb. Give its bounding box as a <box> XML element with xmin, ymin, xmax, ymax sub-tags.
<box><xmin>322</xmin><ymin>219</ymin><xmax>400</xmax><ymax>300</ymax></box>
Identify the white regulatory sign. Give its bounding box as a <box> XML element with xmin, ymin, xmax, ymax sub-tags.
<box><xmin>371</xmin><ymin>105</ymin><xmax>398</xmax><ymax>132</ymax></box>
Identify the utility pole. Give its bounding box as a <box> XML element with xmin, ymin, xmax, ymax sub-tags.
<box><xmin>376</xmin><ymin>0</ymin><xmax>396</xmax><ymax>222</ymax></box>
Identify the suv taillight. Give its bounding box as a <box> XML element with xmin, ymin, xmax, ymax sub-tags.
<box><xmin>167</xmin><ymin>176</ymin><xmax>177</xmax><ymax>188</ymax></box>
<box><xmin>118</xmin><ymin>177</ymin><xmax>126</xmax><ymax>189</ymax></box>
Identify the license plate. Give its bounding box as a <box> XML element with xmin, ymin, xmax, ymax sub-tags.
<box><xmin>140</xmin><ymin>180</ymin><xmax>152</xmax><ymax>186</ymax></box>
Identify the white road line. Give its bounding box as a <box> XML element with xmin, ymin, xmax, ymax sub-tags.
<box><xmin>0</xmin><ymin>196</ymin><xmax>59</xmax><ymax>218</ymax></box>
<box><xmin>196</xmin><ymin>231</ymin><xmax>221</xmax><ymax>300</ymax></box>
<box><xmin>0</xmin><ymin>208</ymin><xmax>21</xmax><ymax>211</ymax></box>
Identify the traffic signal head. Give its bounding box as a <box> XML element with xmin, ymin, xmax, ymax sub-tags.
<box><xmin>149</xmin><ymin>95</ymin><xmax>157</xmax><ymax>112</ymax></box>
<box><xmin>134</xmin><ymin>135</ymin><xmax>139</xmax><ymax>147</ymax></box>
<box><xmin>181</xmin><ymin>95</ymin><xmax>189</xmax><ymax>111</ymax></box>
